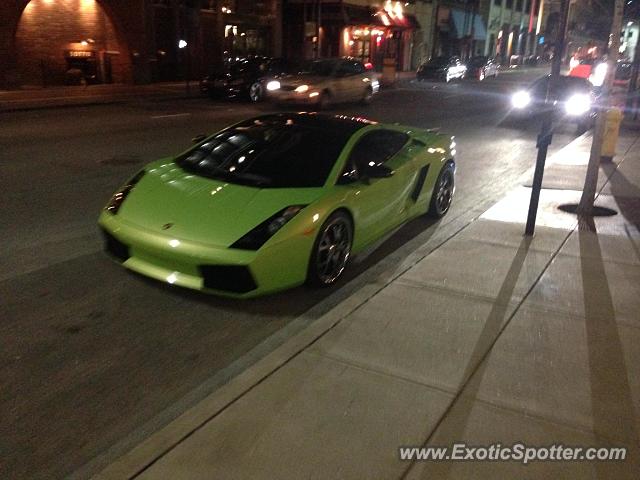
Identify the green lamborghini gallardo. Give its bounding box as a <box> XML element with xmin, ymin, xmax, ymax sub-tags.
<box><xmin>99</xmin><ymin>113</ymin><xmax>456</xmax><ymax>297</ymax></box>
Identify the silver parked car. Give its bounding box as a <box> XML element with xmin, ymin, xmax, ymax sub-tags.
<box><xmin>267</xmin><ymin>57</ymin><xmax>380</xmax><ymax>109</ymax></box>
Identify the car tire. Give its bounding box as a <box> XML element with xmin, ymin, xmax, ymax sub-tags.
<box><xmin>428</xmin><ymin>163</ymin><xmax>455</xmax><ymax>218</ymax></box>
<box><xmin>361</xmin><ymin>86</ymin><xmax>373</xmax><ymax>105</ymax></box>
<box><xmin>307</xmin><ymin>211</ymin><xmax>353</xmax><ymax>287</ymax></box>
<box><xmin>249</xmin><ymin>82</ymin><xmax>264</xmax><ymax>103</ymax></box>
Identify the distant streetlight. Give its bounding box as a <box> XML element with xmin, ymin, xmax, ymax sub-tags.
<box><xmin>178</xmin><ymin>39</ymin><xmax>188</xmax><ymax>49</ymax></box>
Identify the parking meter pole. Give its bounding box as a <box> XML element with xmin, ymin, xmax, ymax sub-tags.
<box><xmin>525</xmin><ymin>0</ymin><xmax>570</xmax><ymax>236</ymax></box>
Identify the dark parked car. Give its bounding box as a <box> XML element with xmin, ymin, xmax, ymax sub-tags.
<box><xmin>417</xmin><ymin>56</ymin><xmax>467</xmax><ymax>82</ymax></box>
<box><xmin>510</xmin><ymin>75</ymin><xmax>598</xmax><ymax>133</ymax></box>
<box><xmin>467</xmin><ymin>56</ymin><xmax>499</xmax><ymax>80</ymax></box>
<box><xmin>200</xmin><ymin>57</ymin><xmax>291</xmax><ymax>102</ymax></box>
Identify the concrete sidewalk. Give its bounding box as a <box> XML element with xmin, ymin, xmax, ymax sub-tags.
<box><xmin>93</xmin><ymin>125</ymin><xmax>640</xmax><ymax>479</ymax></box>
<box><xmin>0</xmin><ymin>82</ymin><xmax>200</xmax><ymax>112</ymax></box>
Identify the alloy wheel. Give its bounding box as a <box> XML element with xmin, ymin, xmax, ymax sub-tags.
<box><xmin>435</xmin><ymin>169</ymin><xmax>454</xmax><ymax>215</ymax></box>
<box><xmin>315</xmin><ymin>218</ymin><xmax>352</xmax><ymax>285</ymax></box>
<box><xmin>249</xmin><ymin>82</ymin><xmax>263</xmax><ymax>102</ymax></box>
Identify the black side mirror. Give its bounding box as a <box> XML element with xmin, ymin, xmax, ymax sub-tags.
<box><xmin>364</xmin><ymin>164</ymin><xmax>394</xmax><ymax>179</ymax></box>
<box><xmin>192</xmin><ymin>134</ymin><xmax>207</xmax><ymax>144</ymax></box>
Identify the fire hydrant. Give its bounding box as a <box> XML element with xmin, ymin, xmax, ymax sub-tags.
<box><xmin>601</xmin><ymin>107</ymin><xmax>623</xmax><ymax>161</ymax></box>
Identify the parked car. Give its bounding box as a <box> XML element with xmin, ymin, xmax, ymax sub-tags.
<box><xmin>510</xmin><ymin>75</ymin><xmax>598</xmax><ymax>133</ymax></box>
<box><xmin>467</xmin><ymin>56</ymin><xmax>499</xmax><ymax>80</ymax></box>
<box><xmin>268</xmin><ymin>57</ymin><xmax>380</xmax><ymax>109</ymax></box>
<box><xmin>200</xmin><ymin>57</ymin><xmax>290</xmax><ymax>102</ymax></box>
<box><xmin>416</xmin><ymin>56</ymin><xmax>467</xmax><ymax>82</ymax></box>
<box><xmin>99</xmin><ymin>113</ymin><xmax>455</xmax><ymax>297</ymax></box>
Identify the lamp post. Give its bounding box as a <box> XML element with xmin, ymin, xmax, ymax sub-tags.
<box><xmin>178</xmin><ymin>39</ymin><xmax>189</xmax><ymax>93</ymax></box>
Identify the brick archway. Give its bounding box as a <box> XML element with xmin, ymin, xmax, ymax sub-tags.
<box><xmin>13</xmin><ymin>0</ymin><xmax>133</xmax><ymax>86</ymax></box>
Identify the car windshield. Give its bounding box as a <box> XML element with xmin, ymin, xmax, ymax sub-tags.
<box><xmin>301</xmin><ymin>59</ymin><xmax>338</xmax><ymax>76</ymax></box>
<box><xmin>469</xmin><ymin>56</ymin><xmax>488</xmax><ymax>67</ymax></box>
<box><xmin>176</xmin><ymin>116</ymin><xmax>352</xmax><ymax>188</ymax></box>
<box><xmin>532</xmin><ymin>76</ymin><xmax>591</xmax><ymax>98</ymax></box>
<box><xmin>427</xmin><ymin>57</ymin><xmax>450</xmax><ymax>66</ymax></box>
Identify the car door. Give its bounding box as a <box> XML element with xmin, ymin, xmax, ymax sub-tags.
<box><xmin>333</xmin><ymin>60</ymin><xmax>363</xmax><ymax>101</ymax></box>
<box><xmin>338</xmin><ymin>129</ymin><xmax>414</xmax><ymax>246</ymax></box>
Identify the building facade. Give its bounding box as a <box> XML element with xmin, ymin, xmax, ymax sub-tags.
<box><xmin>0</xmin><ymin>0</ymin><xmax>282</xmax><ymax>89</ymax></box>
<box><xmin>282</xmin><ymin>0</ymin><xmax>422</xmax><ymax>71</ymax></box>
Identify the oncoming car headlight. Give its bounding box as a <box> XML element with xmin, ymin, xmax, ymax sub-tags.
<box><xmin>266</xmin><ymin>80</ymin><xmax>281</xmax><ymax>91</ymax></box>
<box><xmin>231</xmin><ymin>205</ymin><xmax>306</xmax><ymax>250</ymax></box>
<box><xmin>295</xmin><ymin>84</ymin><xmax>309</xmax><ymax>93</ymax></box>
<box><xmin>565</xmin><ymin>93</ymin><xmax>591</xmax><ymax>116</ymax></box>
<box><xmin>512</xmin><ymin>91</ymin><xmax>531</xmax><ymax>109</ymax></box>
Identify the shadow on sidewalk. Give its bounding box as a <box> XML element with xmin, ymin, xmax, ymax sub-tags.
<box><xmin>605</xmin><ymin>166</ymin><xmax>640</xmax><ymax>232</ymax></box>
<box><xmin>401</xmin><ymin>238</ymin><xmax>533</xmax><ymax>478</ymax></box>
<box><xmin>577</xmin><ymin>215</ymin><xmax>640</xmax><ymax>476</ymax></box>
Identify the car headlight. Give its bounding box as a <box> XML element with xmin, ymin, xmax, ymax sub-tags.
<box><xmin>105</xmin><ymin>170</ymin><xmax>145</xmax><ymax>215</ymax></box>
<box><xmin>565</xmin><ymin>93</ymin><xmax>591</xmax><ymax>116</ymax></box>
<box><xmin>512</xmin><ymin>91</ymin><xmax>531</xmax><ymax>109</ymax></box>
<box><xmin>230</xmin><ymin>205</ymin><xmax>306</xmax><ymax>250</ymax></box>
<box><xmin>295</xmin><ymin>84</ymin><xmax>309</xmax><ymax>93</ymax></box>
<box><xmin>266</xmin><ymin>80</ymin><xmax>281</xmax><ymax>91</ymax></box>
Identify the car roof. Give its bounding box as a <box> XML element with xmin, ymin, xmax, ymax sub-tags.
<box><xmin>244</xmin><ymin>113</ymin><xmax>377</xmax><ymax>134</ymax></box>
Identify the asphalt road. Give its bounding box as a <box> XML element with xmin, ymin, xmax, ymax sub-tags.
<box><xmin>1</xmin><ymin>67</ymin><xmax>580</xmax><ymax>480</ymax></box>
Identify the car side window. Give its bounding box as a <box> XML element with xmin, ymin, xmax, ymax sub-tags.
<box><xmin>337</xmin><ymin>61</ymin><xmax>363</xmax><ymax>77</ymax></box>
<box><xmin>339</xmin><ymin>130</ymin><xmax>409</xmax><ymax>183</ymax></box>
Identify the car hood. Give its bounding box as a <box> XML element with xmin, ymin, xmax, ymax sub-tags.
<box><xmin>117</xmin><ymin>161</ymin><xmax>323</xmax><ymax>247</ymax></box>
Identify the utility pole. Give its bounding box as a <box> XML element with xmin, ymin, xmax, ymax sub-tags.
<box><xmin>525</xmin><ymin>0</ymin><xmax>570</xmax><ymax>236</ymax></box>
<box><xmin>577</xmin><ymin>0</ymin><xmax>625</xmax><ymax>216</ymax></box>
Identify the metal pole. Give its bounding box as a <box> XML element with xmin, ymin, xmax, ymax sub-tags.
<box><xmin>525</xmin><ymin>0</ymin><xmax>570</xmax><ymax>236</ymax></box>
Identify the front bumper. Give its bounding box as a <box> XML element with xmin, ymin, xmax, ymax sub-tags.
<box><xmin>270</xmin><ymin>90</ymin><xmax>320</xmax><ymax>105</ymax></box>
<box><xmin>98</xmin><ymin>212</ymin><xmax>312</xmax><ymax>298</ymax></box>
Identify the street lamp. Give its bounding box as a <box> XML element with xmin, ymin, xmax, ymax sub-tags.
<box><xmin>178</xmin><ymin>39</ymin><xmax>189</xmax><ymax>92</ymax></box>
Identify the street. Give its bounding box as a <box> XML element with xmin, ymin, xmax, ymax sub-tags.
<box><xmin>1</xmin><ymin>68</ymin><xmax>583</xmax><ymax>480</ymax></box>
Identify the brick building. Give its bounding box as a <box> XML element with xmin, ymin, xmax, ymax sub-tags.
<box><xmin>0</xmin><ymin>0</ymin><xmax>282</xmax><ymax>89</ymax></box>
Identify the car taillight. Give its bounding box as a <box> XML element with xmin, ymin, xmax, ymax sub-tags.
<box><xmin>364</xmin><ymin>62</ymin><xmax>373</xmax><ymax>70</ymax></box>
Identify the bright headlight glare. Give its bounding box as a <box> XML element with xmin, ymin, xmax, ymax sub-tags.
<box><xmin>295</xmin><ymin>84</ymin><xmax>309</xmax><ymax>93</ymax></box>
<box><xmin>565</xmin><ymin>94</ymin><xmax>591</xmax><ymax>116</ymax></box>
<box><xmin>512</xmin><ymin>91</ymin><xmax>531</xmax><ymax>109</ymax></box>
<box><xmin>266</xmin><ymin>80</ymin><xmax>280</xmax><ymax>91</ymax></box>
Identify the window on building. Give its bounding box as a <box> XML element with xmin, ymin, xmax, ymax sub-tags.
<box><xmin>526</xmin><ymin>0</ymin><xmax>532</xmax><ymax>13</ymax></box>
<box><xmin>494</xmin><ymin>0</ymin><xmax>501</xmax><ymax>6</ymax></box>
<box><xmin>506</xmin><ymin>0</ymin><xmax>514</xmax><ymax>9</ymax></box>
<box><xmin>516</xmin><ymin>0</ymin><xmax>523</xmax><ymax>11</ymax></box>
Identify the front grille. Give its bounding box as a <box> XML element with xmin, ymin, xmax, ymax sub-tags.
<box><xmin>279</xmin><ymin>85</ymin><xmax>296</xmax><ymax>91</ymax></box>
<box><xmin>102</xmin><ymin>230</ymin><xmax>130</xmax><ymax>262</ymax></box>
<box><xmin>199</xmin><ymin>265</ymin><xmax>257</xmax><ymax>293</ymax></box>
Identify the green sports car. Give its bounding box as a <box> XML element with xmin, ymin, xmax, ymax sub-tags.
<box><xmin>99</xmin><ymin>113</ymin><xmax>456</xmax><ymax>298</ymax></box>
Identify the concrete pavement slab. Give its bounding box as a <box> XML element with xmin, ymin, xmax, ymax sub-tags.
<box><xmin>398</xmin><ymin>235</ymin><xmax>557</xmax><ymax>305</ymax></box>
<box><xmin>134</xmin><ymin>352</ymin><xmax>454</xmax><ymax>480</ymax></box>
<box><xmin>459</xmin><ymin>219</ymin><xmax>569</xmax><ymax>253</ymax></box>
<box><xmin>481</xmin><ymin>186</ymin><xmax>580</xmax><ymax>230</ymax></box>
<box><xmin>309</xmin><ymin>281</ymin><xmax>519</xmax><ymax>394</ymax></box>
<box><xmin>404</xmin><ymin>396</ymin><xmax>639</xmax><ymax>480</ymax></box>
<box><xmin>459</xmin><ymin>306</ymin><xmax>640</xmax><ymax>444</ymax></box>
<box><xmin>561</xmin><ymin>230</ymin><xmax>640</xmax><ymax>266</ymax></box>
<box><xmin>524</xmin><ymin>252</ymin><xmax>640</xmax><ymax>327</ymax></box>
